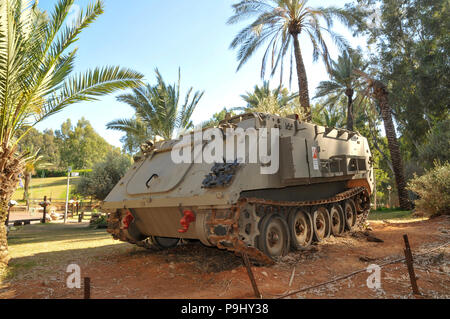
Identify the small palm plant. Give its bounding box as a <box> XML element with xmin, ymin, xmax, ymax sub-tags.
<box><xmin>107</xmin><ymin>69</ymin><xmax>204</xmax><ymax>143</ymax></box>
<box><xmin>20</xmin><ymin>148</ymin><xmax>54</xmax><ymax>214</ymax></box>
<box><xmin>228</xmin><ymin>0</ymin><xmax>353</xmax><ymax>120</ymax></box>
<box><xmin>235</xmin><ymin>81</ymin><xmax>299</xmax><ymax>116</ymax></box>
<box><xmin>0</xmin><ymin>0</ymin><xmax>143</xmax><ymax>266</ymax></box>
<box><xmin>21</xmin><ymin>148</ymin><xmax>51</xmax><ymax>205</ymax></box>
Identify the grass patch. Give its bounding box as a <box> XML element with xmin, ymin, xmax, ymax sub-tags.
<box><xmin>2</xmin><ymin>222</ymin><xmax>136</xmax><ymax>282</ymax></box>
<box><xmin>7</xmin><ymin>223</ymin><xmax>122</xmax><ymax>256</ymax></box>
<box><xmin>11</xmin><ymin>176</ymin><xmax>81</xmax><ymax>201</ymax></box>
<box><xmin>3</xmin><ymin>261</ymin><xmax>38</xmax><ymax>281</ymax></box>
<box><xmin>368</xmin><ymin>210</ymin><xmax>414</xmax><ymax>221</ymax></box>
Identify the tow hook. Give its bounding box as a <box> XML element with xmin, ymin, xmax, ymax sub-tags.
<box><xmin>122</xmin><ymin>210</ymin><xmax>134</xmax><ymax>229</ymax></box>
<box><xmin>178</xmin><ymin>210</ymin><xmax>196</xmax><ymax>233</ymax></box>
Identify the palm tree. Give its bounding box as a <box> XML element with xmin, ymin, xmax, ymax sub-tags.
<box><xmin>356</xmin><ymin>70</ymin><xmax>412</xmax><ymax>211</ymax></box>
<box><xmin>228</xmin><ymin>0</ymin><xmax>353</xmax><ymax>120</ymax></box>
<box><xmin>314</xmin><ymin>51</ymin><xmax>365</xmax><ymax>131</ymax></box>
<box><xmin>0</xmin><ymin>0</ymin><xmax>143</xmax><ymax>266</ymax></box>
<box><xmin>235</xmin><ymin>81</ymin><xmax>298</xmax><ymax>115</ymax></box>
<box><xmin>107</xmin><ymin>69</ymin><xmax>204</xmax><ymax>142</ymax></box>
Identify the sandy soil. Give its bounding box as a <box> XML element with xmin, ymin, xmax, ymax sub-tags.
<box><xmin>1</xmin><ymin>216</ymin><xmax>449</xmax><ymax>299</ymax></box>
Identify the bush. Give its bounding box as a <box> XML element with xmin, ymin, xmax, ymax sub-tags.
<box><xmin>34</xmin><ymin>168</ymin><xmax>93</xmax><ymax>178</ymax></box>
<box><xmin>89</xmin><ymin>214</ymin><xmax>108</xmax><ymax>229</ymax></box>
<box><xmin>407</xmin><ymin>162</ymin><xmax>450</xmax><ymax>216</ymax></box>
<box><xmin>76</xmin><ymin>151</ymin><xmax>132</xmax><ymax>200</ymax></box>
<box><xmin>34</xmin><ymin>169</ymin><xmax>67</xmax><ymax>177</ymax></box>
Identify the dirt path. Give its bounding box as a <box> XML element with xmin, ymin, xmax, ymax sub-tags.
<box><xmin>1</xmin><ymin>216</ymin><xmax>449</xmax><ymax>299</ymax></box>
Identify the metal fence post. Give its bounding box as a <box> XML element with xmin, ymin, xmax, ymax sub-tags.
<box><xmin>403</xmin><ymin>234</ymin><xmax>420</xmax><ymax>296</ymax></box>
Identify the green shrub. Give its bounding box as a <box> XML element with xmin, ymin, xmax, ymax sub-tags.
<box><xmin>34</xmin><ymin>169</ymin><xmax>67</xmax><ymax>177</ymax></box>
<box><xmin>76</xmin><ymin>151</ymin><xmax>132</xmax><ymax>200</ymax></box>
<box><xmin>407</xmin><ymin>162</ymin><xmax>450</xmax><ymax>216</ymax></box>
<box><xmin>89</xmin><ymin>214</ymin><xmax>108</xmax><ymax>229</ymax></box>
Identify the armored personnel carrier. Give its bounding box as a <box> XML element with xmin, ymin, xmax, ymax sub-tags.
<box><xmin>104</xmin><ymin>113</ymin><xmax>373</xmax><ymax>263</ymax></box>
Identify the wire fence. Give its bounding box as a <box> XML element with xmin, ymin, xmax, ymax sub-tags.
<box><xmin>275</xmin><ymin>241</ymin><xmax>449</xmax><ymax>299</ymax></box>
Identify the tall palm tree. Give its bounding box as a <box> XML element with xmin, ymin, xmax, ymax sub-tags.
<box><xmin>107</xmin><ymin>69</ymin><xmax>204</xmax><ymax>142</ymax></box>
<box><xmin>228</xmin><ymin>0</ymin><xmax>353</xmax><ymax>120</ymax></box>
<box><xmin>314</xmin><ymin>51</ymin><xmax>365</xmax><ymax>131</ymax></box>
<box><xmin>0</xmin><ymin>0</ymin><xmax>143</xmax><ymax>266</ymax></box>
<box><xmin>235</xmin><ymin>81</ymin><xmax>298</xmax><ymax>115</ymax></box>
<box><xmin>356</xmin><ymin>70</ymin><xmax>412</xmax><ymax>211</ymax></box>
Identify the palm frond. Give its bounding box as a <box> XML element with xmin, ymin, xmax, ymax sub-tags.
<box><xmin>106</xmin><ymin>118</ymin><xmax>150</xmax><ymax>138</ymax></box>
<box><xmin>40</xmin><ymin>66</ymin><xmax>143</xmax><ymax>121</ymax></box>
<box><xmin>227</xmin><ymin>0</ymin><xmax>276</xmax><ymax>24</ymax></box>
<box><xmin>314</xmin><ymin>81</ymin><xmax>343</xmax><ymax>99</ymax></box>
<box><xmin>0</xmin><ymin>0</ymin><xmax>143</xmax><ymax>150</ymax></box>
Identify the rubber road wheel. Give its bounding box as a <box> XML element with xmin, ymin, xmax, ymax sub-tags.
<box><xmin>288</xmin><ymin>209</ymin><xmax>313</xmax><ymax>250</ymax></box>
<box><xmin>329</xmin><ymin>204</ymin><xmax>345</xmax><ymax>236</ymax></box>
<box><xmin>127</xmin><ymin>221</ymin><xmax>147</xmax><ymax>242</ymax></box>
<box><xmin>152</xmin><ymin>236</ymin><xmax>180</xmax><ymax>249</ymax></box>
<box><xmin>257</xmin><ymin>214</ymin><xmax>290</xmax><ymax>258</ymax></box>
<box><xmin>312</xmin><ymin>207</ymin><xmax>331</xmax><ymax>242</ymax></box>
<box><xmin>344</xmin><ymin>199</ymin><xmax>357</xmax><ymax>231</ymax></box>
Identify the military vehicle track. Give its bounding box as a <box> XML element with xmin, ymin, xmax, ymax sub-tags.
<box><xmin>107</xmin><ymin>187</ymin><xmax>370</xmax><ymax>264</ymax></box>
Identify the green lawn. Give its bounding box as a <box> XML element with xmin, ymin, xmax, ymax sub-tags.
<box><xmin>12</xmin><ymin>177</ymin><xmax>81</xmax><ymax>202</ymax></box>
<box><xmin>2</xmin><ymin>223</ymin><xmax>133</xmax><ymax>282</ymax></box>
<box><xmin>368</xmin><ymin>210</ymin><xmax>415</xmax><ymax>221</ymax></box>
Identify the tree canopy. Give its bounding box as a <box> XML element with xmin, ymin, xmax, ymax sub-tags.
<box><xmin>56</xmin><ymin>118</ymin><xmax>118</xmax><ymax>170</ymax></box>
<box><xmin>345</xmin><ymin>0</ymin><xmax>450</xmax><ymax>157</ymax></box>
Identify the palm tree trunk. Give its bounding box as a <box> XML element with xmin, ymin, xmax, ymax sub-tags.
<box><xmin>0</xmin><ymin>145</ymin><xmax>24</xmax><ymax>267</ymax></box>
<box><xmin>0</xmin><ymin>201</ymin><xmax>9</xmax><ymax>267</ymax></box>
<box><xmin>25</xmin><ymin>173</ymin><xmax>31</xmax><ymax>212</ymax></box>
<box><xmin>292</xmin><ymin>34</ymin><xmax>311</xmax><ymax>121</ymax></box>
<box><xmin>23</xmin><ymin>172</ymin><xmax>31</xmax><ymax>202</ymax></box>
<box><xmin>372</xmin><ymin>81</ymin><xmax>412</xmax><ymax>210</ymax></box>
<box><xmin>373</xmin><ymin>173</ymin><xmax>377</xmax><ymax>210</ymax></box>
<box><xmin>345</xmin><ymin>88</ymin><xmax>354</xmax><ymax>131</ymax></box>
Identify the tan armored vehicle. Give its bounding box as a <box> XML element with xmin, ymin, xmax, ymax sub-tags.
<box><xmin>103</xmin><ymin>113</ymin><xmax>373</xmax><ymax>262</ymax></box>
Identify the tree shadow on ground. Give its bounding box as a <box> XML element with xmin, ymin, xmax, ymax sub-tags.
<box><xmin>5</xmin><ymin>242</ymin><xmax>243</xmax><ymax>284</ymax></box>
<box><xmin>4</xmin><ymin>223</ymin><xmax>243</xmax><ymax>284</ymax></box>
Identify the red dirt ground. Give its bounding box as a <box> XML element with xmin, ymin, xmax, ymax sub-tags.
<box><xmin>1</xmin><ymin>216</ymin><xmax>449</xmax><ymax>299</ymax></box>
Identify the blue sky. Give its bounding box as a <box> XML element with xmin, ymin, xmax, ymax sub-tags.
<box><xmin>36</xmin><ymin>0</ymin><xmax>368</xmax><ymax>148</ymax></box>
